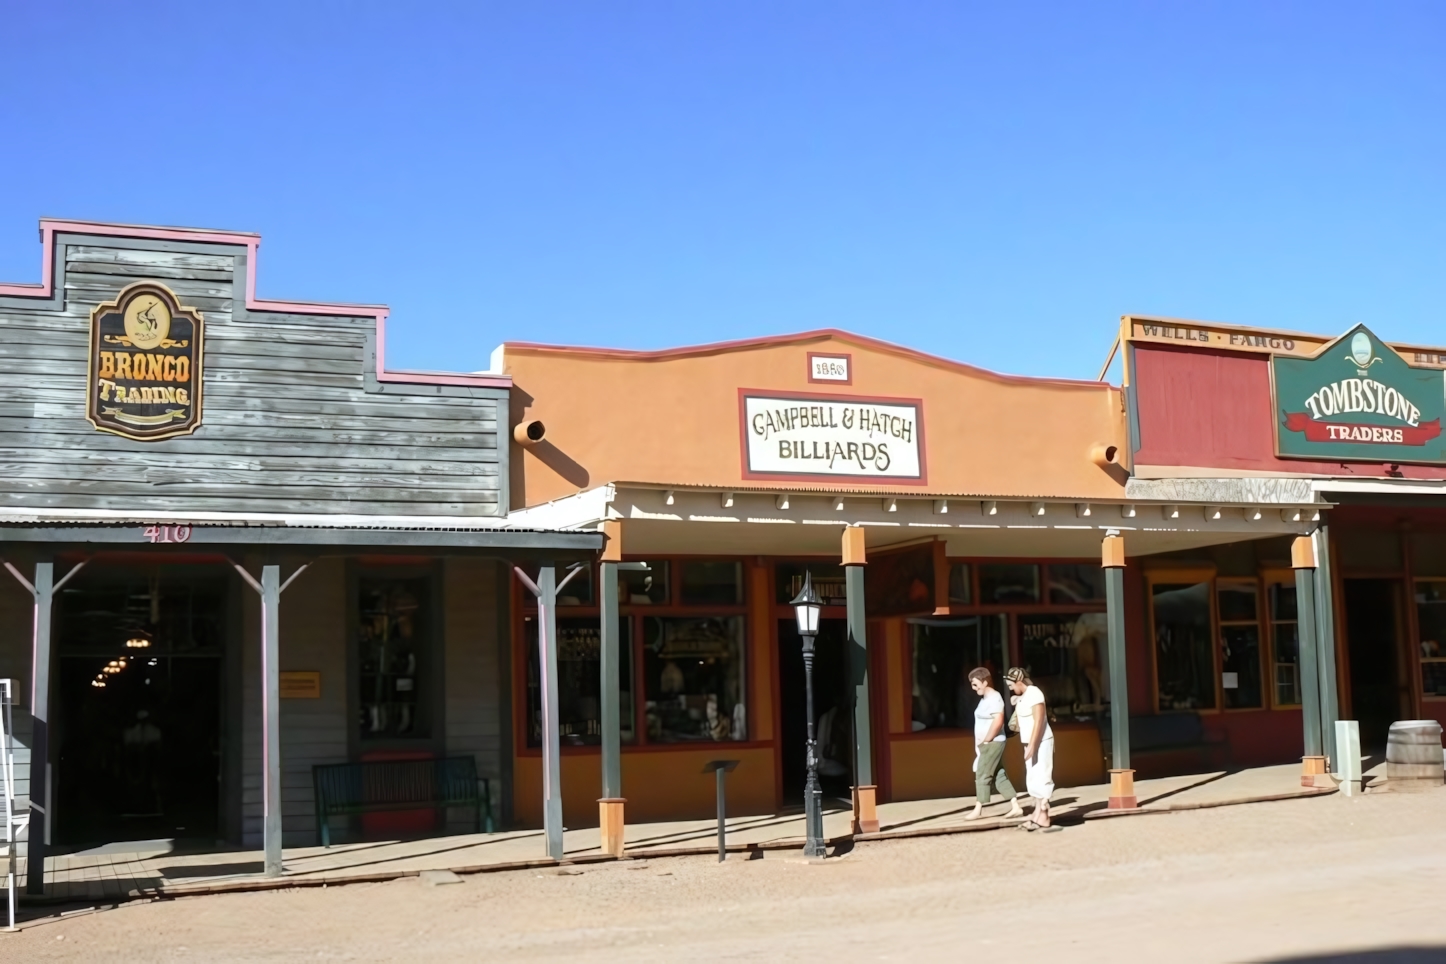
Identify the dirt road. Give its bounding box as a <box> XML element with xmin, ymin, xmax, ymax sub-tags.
<box><xmin>7</xmin><ymin>787</ymin><xmax>1445</xmax><ymax>962</ymax></box>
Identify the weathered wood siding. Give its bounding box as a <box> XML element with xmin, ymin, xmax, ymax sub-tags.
<box><xmin>240</xmin><ymin>558</ymin><xmax>350</xmax><ymax>849</ymax></box>
<box><xmin>444</xmin><ymin>557</ymin><xmax>506</xmax><ymax>820</ymax></box>
<box><xmin>0</xmin><ymin>234</ymin><xmax>506</xmax><ymax>516</ymax></box>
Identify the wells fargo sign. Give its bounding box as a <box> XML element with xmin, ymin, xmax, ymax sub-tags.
<box><xmin>87</xmin><ymin>282</ymin><xmax>205</xmax><ymax>441</ymax></box>
<box><xmin>1273</xmin><ymin>325</ymin><xmax>1446</xmax><ymax>463</ymax></box>
<box><xmin>739</xmin><ymin>389</ymin><xmax>926</xmax><ymax>483</ymax></box>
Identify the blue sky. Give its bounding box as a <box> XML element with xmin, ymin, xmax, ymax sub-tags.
<box><xmin>2</xmin><ymin>2</ymin><xmax>1441</xmax><ymax>380</ymax></box>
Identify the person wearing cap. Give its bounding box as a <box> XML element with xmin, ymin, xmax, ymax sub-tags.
<box><xmin>1005</xmin><ymin>667</ymin><xmax>1058</xmax><ymax>831</ymax></box>
<box><xmin>964</xmin><ymin>667</ymin><xmax>1023</xmax><ymax>821</ymax></box>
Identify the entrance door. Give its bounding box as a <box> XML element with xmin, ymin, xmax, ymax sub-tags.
<box><xmin>53</xmin><ymin>570</ymin><xmax>226</xmax><ymax>847</ymax></box>
<box><xmin>777</xmin><ymin>619</ymin><xmax>852</xmax><ymax>805</ymax></box>
<box><xmin>1343</xmin><ymin>579</ymin><xmax>1405</xmax><ymax>748</ymax></box>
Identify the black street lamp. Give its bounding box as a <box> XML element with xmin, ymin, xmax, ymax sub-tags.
<box><xmin>790</xmin><ymin>571</ymin><xmax>826</xmax><ymax>858</ymax></box>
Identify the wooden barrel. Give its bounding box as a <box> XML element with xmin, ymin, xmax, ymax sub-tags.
<box><xmin>1386</xmin><ymin>720</ymin><xmax>1444</xmax><ymax>786</ymax></box>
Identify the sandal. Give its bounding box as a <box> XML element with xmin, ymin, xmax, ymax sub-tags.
<box><xmin>1016</xmin><ymin>820</ymin><xmax>1038</xmax><ymax>831</ymax></box>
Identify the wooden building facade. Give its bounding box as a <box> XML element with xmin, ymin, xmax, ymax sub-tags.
<box><xmin>0</xmin><ymin>220</ymin><xmax>598</xmax><ymax>891</ymax></box>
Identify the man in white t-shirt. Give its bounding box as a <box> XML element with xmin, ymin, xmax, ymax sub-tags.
<box><xmin>1005</xmin><ymin>666</ymin><xmax>1057</xmax><ymax>831</ymax></box>
<box><xmin>964</xmin><ymin>667</ymin><xmax>1023</xmax><ymax>821</ymax></box>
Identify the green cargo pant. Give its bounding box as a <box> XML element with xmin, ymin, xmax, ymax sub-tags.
<box><xmin>975</xmin><ymin>740</ymin><xmax>1016</xmax><ymax>805</ymax></box>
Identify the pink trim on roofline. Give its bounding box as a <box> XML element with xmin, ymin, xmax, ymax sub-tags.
<box><xmin>0</xmin><ymin>219</ymin><xmax>510</xmax><ymax>389</ymax></box>
<box><xmin>504</xmin><ymin>328</ymin><xmax>1115</xmax><ymax>390</ymax></box>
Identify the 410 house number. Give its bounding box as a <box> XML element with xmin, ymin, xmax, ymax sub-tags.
<box><xmin>143</xmin><ymin>524</ymin><xmax>192</xmax><ymax>544</ymax></box>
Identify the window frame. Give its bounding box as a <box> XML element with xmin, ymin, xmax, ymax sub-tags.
<box><xmin>898</xmin><ymin>556</ymin><xmax>1108</xmax><ymax>738</ymax></box>
<box><xmin>1145</xmin><ymin>567</ymin><xmax>1219</xmax><ymax>715</ymax></box>
<box><xmin>1214</xmin><ymin>577</ymin><xmax>1266</xmax><ymax>712</ymax></box>
<box><xmin>1262</xmin><ymin>569</ymin><xmax>1303</xmax><ymax>710</ymax></box>
<box><xmin>1412</xmin><ymin>576</ymin><xmax>1446</xmax><ymax>703</ymax></box>
<box><xmin>513</xmin><ymin>555</ymin><xmax>760</xmax><ymax>755</ymax></box>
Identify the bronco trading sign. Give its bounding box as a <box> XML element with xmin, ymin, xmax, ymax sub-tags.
<box><xmin>87</xmin><ymin>281</ymin><xmax>205</xmax><ymax>441</ymax></box>
<box><xmin>1273</xmin><ymin>324</ymin><xmax>1446</xmax><ymax>464</ymax></box>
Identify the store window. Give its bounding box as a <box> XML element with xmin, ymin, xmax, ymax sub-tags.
<box><xmin>524</xmin><ymin>616</ymin><xmax>634</xmax><ymax>747</ymax></box>
<box><xmin>978</xmin><ymin>564</ymin><xmax>1040</xmax><ymax>604</ymax></box>
<box><xmin>1151</xmin><ymin>581</ymin><xmax>1216</xmax><ymax>711</ymax></box>
<box><xmin>619</xmin><ymin>561</ymin><xmax>669</xmax><ymax>605</ymax></box>
<box><xmin>1019</xmin><ymin>612</ymin><xmax>1108</xmax><ymax>717</ymax></box>
<box><xmin>948</xmin><ymin>563</ymin><xmax>972</xmax><ymax>605</ymax></box>
<box><xmin>1046</xmin><ymin>565</ymin><xmax>1105</xmax><ymax>605</ymax></box>
<box><xmin>1217</xmin><ymin>581</ymin><xmax>1263</xmax><ymax>709</ymax></box>
<box><xmin>357</xmin><ymin>577</ymin><xmax>432</xmax><ymax>740</ymax></box>
<box><xmin>557</xmin><ymin>565</ymin><xmax>593</xmax><ymax>606</ymax></box>
<box><xmin>776</xmin><ymin>562</ymin><xmax>847</xmax><ymax>606</ymax></box>
<box><xmin>681</xmin><ymin>561</ymin><xmax>743</xmax><ymax>606</ymax></box>
<box><xmin>1415</xmin><ymin>580</ymin><xmax>1446</xmax><ymax>698</ymax></box>
<box><xmin>642</xmin><ymin>616</ymin><xmax>747</xmax><ymax>742</ymax></box>
<box><xmin>1268</xmin><ymin>582</ymin><xmax>1300</xmax><ymax>706</ymax></box>
<box><xmin>909</xmin><ymin>616</ymin><xmax>1007</xmax><ymax>730</ymax></box>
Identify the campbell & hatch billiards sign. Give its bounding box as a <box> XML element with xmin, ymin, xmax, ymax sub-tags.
<box><xmin>87</xmin><ymin>281</ymin><xmax>205</xmax><ymax>441</ymax></box>
<box><xmin>1273</xmin><ymin>324</ymin><xmax>1446</xmax><ymax>463</ymax></box>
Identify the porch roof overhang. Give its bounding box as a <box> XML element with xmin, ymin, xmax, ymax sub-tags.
<box><xmin>0</xmin><ymin>507</ymin><xmax>602</xmax><ymax>558</ymax></box>
<box><xmin>510</xmin><ymin>483</ymin><xmax>1325</xmax><ymax>560</ymax></box>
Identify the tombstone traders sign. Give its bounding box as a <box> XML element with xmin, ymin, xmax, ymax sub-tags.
<box><xmin>1273</xmin><ymin>325</ymin><xmax>1446</xmax><ymax>464</ymax></box>
<box><xmin>739</xmin><ymin>389</ymin><xmax>926</xmax><ymax>483</ymax></box>
<box><xmin>87</xmin><ymin>282</ymin><xmax>205</xmax><ymax>441</ymax></box>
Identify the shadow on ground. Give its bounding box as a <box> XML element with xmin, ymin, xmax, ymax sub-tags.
<box><xmin>1264</xmin><ymin>947</ymin><xmax>1446</xmax><ymax>963</ymax></box>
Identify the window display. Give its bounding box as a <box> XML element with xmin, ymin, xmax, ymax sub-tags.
<box><xmin>979</xmin><ymin>564</ymin><xmax>1040</xmax><ymax>604</ymax></box>
<box><xmin>681</xmin><ymin>561</ymin><xmax>743</xmax><ymax>606</ymax></box>
<box><xmin>910</xmin><ymin>616</ymin><xmax>1007</xmax><ymax>730</ymax></box>
<box><xmin>1268</xmin><ymin>582</ymin><xmax>1300</xmax><ymax>706</ymax></box>
<box><xmin>948</xmin><ymin>563</ymin><xmax>972</xmax><ymax>605</ymax></box>
<box><xmin>643</xmin><ymin>616</ymin><xmax>747</xmax><ymax>742</ymax></box>
<box><xmin>1046</xmin><ymin>564</ymin><xmax>1104</xmax><ymax>604</ymax></box>
<box><xmin>524</xmin><ymin>616</ymin><xmax>634</xmax><ymax>747</ymax></box>
<box><xmin>1217</xmin><ymin>581</ymin><xmax>1263</xmax><ymax>709</ymax></box>
<box><xmin>1019</xmin><ymin>612</ymin><xmax>1108</xmax><ymax>717</ymax></box>
<box><xmin>357</xmin><ymin>577</ymin><xmax>431</xmax><ymax>740</ymax></box>
<box><xmin>619</xmin><ymin>561</ymin><xmax>669</xmax><ymax>604</ymax></box>
<box><xmin>1415</xmin><ymin>580</ymin><xmax>1446</xmax><ymax>697</ymax></box>
<box><xmin>1152</xmin><ymin>581</ymin><xmax>1216</xmax><ymax>711</ymax></box>
<box><xmin>777</xmin><ymin>562</ymin><xmax>847</xmax><ymax>606</ymax></box>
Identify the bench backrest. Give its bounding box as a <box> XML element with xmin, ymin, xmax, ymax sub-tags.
<box><xmin>314</xmin><ymin>756</ymin><xmax>479</xmax><ymax>811</ymax></box>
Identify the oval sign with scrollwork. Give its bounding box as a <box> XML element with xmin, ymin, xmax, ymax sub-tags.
<box><xmin>87</xmin><ymin>281</ymin><xmax>205</xmax><ymax>441</ymax></box>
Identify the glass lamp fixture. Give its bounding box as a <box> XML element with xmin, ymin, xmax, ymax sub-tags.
<box><xmin>790</xmin><ymin>571</ymin><xmax>822</xmax><ymax>637</ymax></box>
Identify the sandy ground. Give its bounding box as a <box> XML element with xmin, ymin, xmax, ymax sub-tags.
<box><xmin>6</xmin><ymin>787</ymin><xmax>1446</xmax><ymax>963</ymax></box>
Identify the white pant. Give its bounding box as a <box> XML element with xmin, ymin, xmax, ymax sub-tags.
<box><xmin>1025</xmin><ymin>737</ymin><xmax>1055</xmax><ymax>800</ymax></box>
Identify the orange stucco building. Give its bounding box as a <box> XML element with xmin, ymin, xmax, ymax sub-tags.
<box><xmin>498</xmin><ymin>330</ymin><xmax>1320</xmax><ymax>832</ymax></box>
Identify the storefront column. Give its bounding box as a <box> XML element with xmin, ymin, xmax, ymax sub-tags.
<box><xmin>597</xmin><ymin>520</ymin><xmax>625</xmax><ymax>857</ymax></box>
<box><xmin>1312</xmin><ymin>525</ymin><xmax>1340</xmax><ymax>767</ymax></box>
<box><xmin>513</xmin><ymin>562</ymin><xmax>566</xmax><ymax>860</ymax></box>
<box><xmin>4</xmin><ymin>556</ymin><xmax>85</xmax><ymax>895</ymax></box>
<box><xmin>1102</xmin><ymin>532</ymin><xmax>1135</xmax><ymax>809</ymax></box>
<box><xmin>1293</xmin><ymin>537</ymin><xmax>1330</xmax><ymax>787</ymax></box>
<box><xmin>232</xmin><ymin>561</ymin><xmax>308</xmax><ymax>877</ymax></box>
<box><xmin>842</xmin><ymin>525</ymin><xmax>878</xmax><ymax>833</ymax></box>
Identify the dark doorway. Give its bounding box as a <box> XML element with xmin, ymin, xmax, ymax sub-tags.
<box><xmin>777</xmin><ymin>618</ymin><xmax>852</xmax><ymax>805</ymax></box>
<box><xmin>1343</xmin><ymin>579</ymin><xmax>1404</xmax><ymax>748</ymax></box>
<box><xmin>53</xmin><ymin>568</ymin><xmax>227</xmax><ymax>848</ymax></box>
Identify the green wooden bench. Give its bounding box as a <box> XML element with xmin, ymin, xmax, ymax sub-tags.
<box><xmin>312</xmin><ymin>757</ymin><xmax>494</xmax><ymax>847</ymax></box>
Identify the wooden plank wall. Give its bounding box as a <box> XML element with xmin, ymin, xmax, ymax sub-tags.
<box><xmin>444</xmin><ymin>557</ymin><xmax>505</xmax><ymax>823</ymax></box>
<box><xmin>0</xmin><ymin>237</ymin><xmax>506</xmax><ymax>516</ymax></box>
<box><xmin>238</xmin><ymin>558</ymin><xmax>349</xmax><ymax>849</ymax></box>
